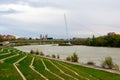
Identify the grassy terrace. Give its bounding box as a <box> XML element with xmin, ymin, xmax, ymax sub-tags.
<box><xmin>0</xmin><ymin>48</ymin><xmax>25</xmax><ymax>80</ymax></box>
<box><xmin>18</xmin><ymin>55</ymin><xmax>44</xmax><ymax>80</ymax></box>
<box><xmin>0</xmin><ymin>47</ymin><xmax>120</xmax><ymax>80</ymax></box>
<box><xmin>52</xmin><ymin>59</ymin><xmax>120</xmax><ymax>80</ymax></box>
<box><xmin>43</xmin><ymin>59</ymin><xmax>75</xmax><ymax>80</ymax></box>
<box><xmin>33</xmin><ymin>58</ymin><xmax>61</xmax><ymax>80</ymax></box>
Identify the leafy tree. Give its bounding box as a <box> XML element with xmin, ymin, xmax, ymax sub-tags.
<box><xmin>85</xmin><ymin>32</ymin><xmax>120</xmax><ymax>47</ymax></box>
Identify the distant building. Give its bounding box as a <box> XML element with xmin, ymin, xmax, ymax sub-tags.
<box><xmin>39</xmin><ymin>34</ymin><xmax>48</xmax><ymax>40</ymax></box>
<box><xmin>2</xmin><ymin>35</ymin><xmax>16</xmax><ymax>40</ymax></box>
<box><xmin>45</xmin><ymin>35</ymin><xmax>48</xmax><ymax>40</ymax></box>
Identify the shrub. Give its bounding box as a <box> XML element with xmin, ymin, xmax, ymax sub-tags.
<box><xmin>52</xmin><ymin>54</ymin><xmax>56</xmax><ymax>58</ymax></box>
<box><xmin>66</xmin><ymin>52</ymin><xmax>79</xmax><ymax>62</ymax></box>
<box><xmin>46</xmin><ymin>55</ymin><xmax>50</xmax><ymax>57</ymax></box>
<box><xmin>114</xmin><ymin>64</ymin><xmax>119</xmax><ymax>70</ymax></box>
<box><xmin>30</xmin><ymin>49</ymin><xmax>34</xmax><ymax>54</ymax></box>
<box><xmin>87</xmin><ymin>61</ymin><xmax>95</xmax><ymax>65</ymax></box>
<box><xmin>101</xmin><ymin>57</ymin><xmax>114</xmax><ymax>69</ymax></box>
<box><xmin>57</xmin><ymin>54</ymin><xmax>60</xmax><ymax>59</ymax></box>
<box><xmin>71</xmin><ymin>52</ymin><xmax>79</xmax><ymax>62</ymax></box>
<box><xmin>101</xmin><ymin>57</ymin><xmax>119</xmax><ymax>70</ymax></box>
<box><xmin>66</xmin><ymin>56</ymin><xmax>71</xmax><ymax>61</ymax></box>
<box><xmin>35</xmin><ymin>50</ymin><xmax>40</xmax><ymax>55</ymax></box>
<box><xmin>39</xmin><ymin>51</ymin><xmax>44</xmax><ymax>56</ymax></box>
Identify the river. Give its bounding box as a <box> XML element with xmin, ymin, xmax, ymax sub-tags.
<box><xmin>15</xmin><ymin>45</ymin><xmax>120</xmax><ymax>66</ymax></box>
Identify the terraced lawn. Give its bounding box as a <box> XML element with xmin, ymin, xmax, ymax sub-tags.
<box><xmin>43</xmin><ymin>59</ymin><xmax>74</xmax><ymax>80</ymax></box>
<box><xmin>0</xmin><ymin>47</ymin><xmax>120</xmax><ymax>80</ymax></box>
<box><xmin>51</xmin><ymin>60</ymin><xmax>97</xmax><ymax>80</ymax></box>
<box><xmin>17</xmin><ymin>55</ymin><xmax>45</xmax><ymax>80</ymax></box>
<box><xmin>0</xmin><ymin>52</ymin><xmax>16</xmax><ymax>60</ymax></box>
<box><xmin>42</xmin><ymin>58</ymin><xmax>94</xmax><ymax>80</ymax></box>
<box><xmin>50</xmin><ymin>58</ymin><xmax>120</xmax><ymax>80</ymax></box>
<box><xmin>33</xmin><ymin>58</ymin><xmax>61</xmax><ymax>80</ymax></box>
<box><xmin>0</xmin><ymin>53</ymin><xmax>25</xmax><ymax>80</ymax></box>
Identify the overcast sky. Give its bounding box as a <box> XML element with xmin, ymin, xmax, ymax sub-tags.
<box><xmin>0</xmin><ymin>0</ymin><xmax>120</xmax><ymax>38</ymax></box>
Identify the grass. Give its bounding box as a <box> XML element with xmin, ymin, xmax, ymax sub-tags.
<box><xmin>51</xmin><ymin>59</ymin><xmax>84</xmax><ymax>80</ymax></box>
<box><xmin>17</xmin><ymin>55</ymin><xmax>44</xmax><ymax>80</ymax></box>
<box><xmin>56</xmin><ymin>60</ymin><xmax>120</xmax><ymax>80</ymax></box>
<box><xmin>0</xmin><ymin>47</ymin><xmax>120</xmax><ymax>80</ymax></box>
<box><xmin>43</xmin><ymin>59</ymin><xmax>73</xmax><ymax>80</ymax></box>
<box><xmin>33</xmin><ymin>57</ymin><xmax>61</xmax><ymax>80</ymax></box>
<box><xmin>43</xmin><ymin>58</ymin><xmax>74</xmax><ymax>80</ymax></box>
<box><xmin>0</xmin><ymin>52</ymin><xmax>25</xmax><ymax>80</ymax></box>
<box><xmin>0</xmin><ymin>52</ymin><xmax>15</xmax><ymax>60</ymax></box>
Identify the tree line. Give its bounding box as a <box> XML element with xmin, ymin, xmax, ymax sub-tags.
<box><xmin>86</xmin><ymin>32</ymin><xmax>120</xmax><ymax>47</ymax></box>
<box><xmin>72</xmin><ymin>32</ymin><xmax>120</xmax><ymax>47</ymax></box>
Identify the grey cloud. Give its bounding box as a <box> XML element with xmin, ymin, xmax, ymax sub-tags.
<box><xmin>0</xmin><ymin>8</ymin><xmax>17</xmax><ymax>14</ymax></box>
<box><xmin>0</xmin><ymin>0</ymin><xmax>120</xmax><ymax>38</ymax></box>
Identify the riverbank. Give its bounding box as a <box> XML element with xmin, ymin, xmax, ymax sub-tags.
<box><xmin>37</xmin><ymin>55</ymin><xmax>120</xmax><ymax>75</ymax></box>
<box><xmin>15</xmin><ymin>45</ymin><xmax>120</xmax><ymax>67</ymax></box>
<box><xmin>0</xmin><ymin>47</ymin><xmax>120</xmax><ymax>80</ymax></box>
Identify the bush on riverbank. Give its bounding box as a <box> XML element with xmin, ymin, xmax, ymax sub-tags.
<box><xmin>35</xmin><ymin>50</ymin><xmax>40</xmax><ymax>55</ymax></box>
<box><xmin>87</xmin><ymin>61</ymin><xmax>95</xmax><ymax>65</ymax></box>
<box><xmin>57</xmin><ymin>54</ymin><xmax>60</xmax><ymax>59</ymax></box>
<box><xmin>30</xmin><ymin>49</ymin><xmax>44</xmax><ymax>56</ymax></box>
<box><xmin>71</xmin><ymin>52</ymin><xmax>79</xmax><ymax>62</ymax></box>
<box><xmin>66</xmin><ymin>56</ymin><xmax>71</xmax><ymax>61</ymax></box>
<box><xmin>46</xmin><ymin>55</ymin><xmax>50</xmax><ymax>57</ymax></box>
<box><xmin>101</xmin><ymin>57</ymin><xmax>119</xmax><ymax>70</ymax></box>
<box><xmin>30</xmin><ymin>49</ymin><xmax>34</xmax><ymax>54</ymax></box>
<box><xmin>39</xmin><ymin>51</ymin><xmax>44</xmax><ymax>56</ymax></box>
<box><xmin>52</xmin><ymin>54</ymin><xmax>56</xmax><ymax>58</ymax></box>
<box><xmin>66</xmin><ymin>52</ymin><xmax>79</xmax><ymax>62</ymax></box>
